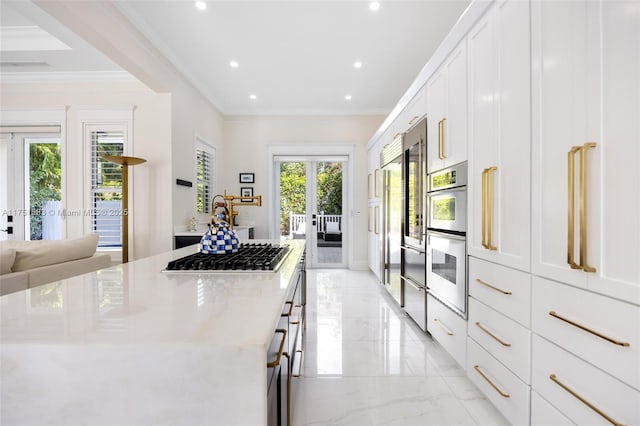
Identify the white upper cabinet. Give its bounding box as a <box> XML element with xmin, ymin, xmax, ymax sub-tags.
<box><xmin>467</xmin><ymin>0</ymin><xmax>531</xmax><ymax>272</ymax></box>
<box><xmin>531</xmin><ymin>0</ymin><xmax>640</xmax><ymax>304</ymax></box>
<box><xmin>426</xmin><ymin>40</ymin><xmax>468</xmax><ymax>173</ymax></box>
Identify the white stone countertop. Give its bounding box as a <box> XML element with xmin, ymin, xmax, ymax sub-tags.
<box><xmin>0</xmin><ymin>240</ymin><xmax>305</xmax><ymax>426</ymax></box>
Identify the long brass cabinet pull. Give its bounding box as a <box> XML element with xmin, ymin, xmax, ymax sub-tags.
<box><xmin>549</xmin><ymin>311</ymin><xmax>630</xmax><ymax>347</ymax></box>
<box><xmin>475</xmin><ymin>322</ymin><xmax>511</xmax><ymax>347</ymax></box>
<box><xmin>367</xmin><ymin>208</ymin><xmax>372</xmax><ymax>232</ymax></box>
<box><xmin>567</xmin><ymin>143</ymin><xmax>597</xmax><ymax>271</ymax></box>
<box><xmin>580</xmin><ymin>143</ymin><xmax>597</xmax><ymax>272</ymax></box>
<box><xmin>549</xmin><ymin>374</ymin><xmax>623</xmax><ymax>426</ymax></box>
<box><xmin>481</xmin><ymin>167</ymin><xmax>497</xmax><ymax>250</ymax></box>
<box><xmin>481</xmin><ymin>169</ymin><xmax>487</xmax><ymax>248</ymax></box>
<box><xmin>475</xmin><ymin>278</ymin><xmax>512</xmax><ymax>295</ymax></box>
<box><xmin>441</xmin><ymin>118</ymin><xmax>447</xmax><ymax>159</ymax></box>
<box><xmin>433</xmin><ymin>318</ymin><xmax>454</xmax><ymax>336</ymax></box>
<box><xmin>473</xmin><ymin>365</ymin><xmax>510</xmax><ymax>398</ymax></box>
<box><xmin>409</xmin><ymin>115</ymin><xmax>419</xmax><ymax>125</ymax></box>
<box><xmin>292</xmin><ymin>350</ymin><xmax>304</xmax><ymax>377</ymax></box>
<box><xmin>267</xmin><ymin>329</ymin><xmax>288</xmax><ymax>368</ymax></box>
<box><xmin>374</xmin><ymin>206</ymin><xmax>379</xmax><ymax>235</ymax></box>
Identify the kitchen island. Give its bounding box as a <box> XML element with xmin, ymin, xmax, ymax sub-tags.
<box><xmin>0</xmin><ymin>240</ymin><xmax>305</xmax><ymax>426</ymax></box>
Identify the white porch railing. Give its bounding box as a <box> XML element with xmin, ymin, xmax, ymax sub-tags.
<box><xmin>288</xmin><ymin>212</ymin><xmax>342</xmax><ymax>238</ymax></box>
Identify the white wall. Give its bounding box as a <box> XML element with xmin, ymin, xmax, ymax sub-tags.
<box><xmin>222</xmin><ymin>115</ymin><xmax>384</xmax><ymax>268</ymax></box>
<box><xmin>0</xmin><ymin>79</ymin><xmax>173</xmax><ymax>259</ymax></box>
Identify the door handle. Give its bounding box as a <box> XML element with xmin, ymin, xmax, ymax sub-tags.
<box><xmin>567</xmin><ymin>146</ymin><xmax>582</xmax><ymax>269</ymax></box>
<box><xmin>486</xmin><ymin>166</ymin><xmax>497</xmax><ymax>251</ymax></box>
<box><xmin>579</xmin><ymin>143</ymin><xmax>597</xmax><ymax>272</ymax></box>
<box><xmin>481</xmin><ymin>168</ymin><xmax>487</xmax><ymax>248</ymax></box>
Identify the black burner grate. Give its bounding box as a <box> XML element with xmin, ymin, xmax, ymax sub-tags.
<box><xmin>166</xmin><ymin>243</ymin><xmax>290</xmax><ymax>271</ymax></box>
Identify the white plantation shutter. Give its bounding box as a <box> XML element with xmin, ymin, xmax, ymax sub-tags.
<box><xmin>196</xmin><ymin>143</ymin><xmax>215</xmax><ymax>214</ymax></box>
<box><xmin>90</xmin><ymin>131</ymin><xmax>124</xmax><ymax>247</ymax></box>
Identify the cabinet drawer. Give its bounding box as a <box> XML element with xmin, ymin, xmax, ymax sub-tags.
<box><xmin>466</xmin><ymin>338</ymin><xmax>530</xmax><ymax>426</ymax></box>
<box><xmin>427</xmin><ymin>294</ymin><xmax>467</xmax><ymax>368</ymax></box>
<box><xmin>531</xmin><ymin>390</ymin><xmax>573</xmax><ymax>426</ymax></box>
<box><xmin>532</xmin><ymin>276</ymin><xmax>639</xmax><ymax>390</ymax></box>
<box><xmin>469</xmin><ymin>256</ymin><xmax>531</xmax><ymax>327</ymax></box>
<box><xmin>468</xmin><ymin>297</ymin><xmax>531</xmax><ymax>384</ymax></box>
<box><xmin>532</xmin><ymin>334</ymin><xmax>640</xmax><ymax>425</ymax></box>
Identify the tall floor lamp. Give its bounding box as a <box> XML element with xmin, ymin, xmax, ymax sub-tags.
<box><xmin>104</xmin><ymin>155</ymin><xmax>146</xmax><ymax>264</ymax></box>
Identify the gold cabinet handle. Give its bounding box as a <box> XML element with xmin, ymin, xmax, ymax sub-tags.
<box><xmin>281</xmin><ymin>300</ymin><xmax>294</xmax><ymax>317</ymax></box>
<box><xmin>437</xmin><ymin>119</ymin><xmax>446</xmax><ymax>160</ymax></box>
<box><xmin>266</xmin><ymin>329</ymin><xmax>288</xmax><ymax>368</ymax></box>
<box><xmin>475</xmin><ymin>322</ymin><xmax>511</xmax><ymax>347</ymax></box>
<box><xmin>374</xmin><ymin>206</ymin><xmax>379</xmax><ymax>235</ymax></box>
<box><xmin>290</xmin><ymin>304</ymin><xmax>303</xmax><ymax>325</ymax></box>
<box><xmin>579</xmin><ymin>142</ymin><xmax>597</xmax><ymax>272</ymax></box>
<box><xmin>433</xmin><ymin>318</ymin><xmax>454</xmax><ymax>335</ymax></box>
<box><xmin>549</xmin><ymin>311</ymin><xmax>630</xmax><ymax>347</ymax></box>
<box><xmin>367</xmin><ymin>207</ymin><xmax>372</xmax><ymax>232</ymax></box>
<box><xmin>367</xmin><ymin>173</ymin><xmax>372</xmax><ymax>200</ymax></box>
<box><xmin>475</xmin><ymin>278</ymin><xmax>512</xmax><ymax>295</ymax></box>
<box><xmin>292</xmin><ymin>349</ymin><xmax>304</xmax><ymax>378</ymax></box>
<box><xmin>549</xmin><ymin>374</ymin><xmax>623</xmax><ymax>426</ymax></box>
<box><xmin>374</xmin><ymin>168</ymin><xmax>379</xmax><ymax>197</ymax></box>
<box><xmin>481</xmin><ymin>169</ymin><xmax>488</xmax><ymax>248</ymax></box>
<box><xmin>567</xmin><ymin>146</ymin><xmax>582</xmax><ymax>269</ymax></box>
<box><xmin>440</xmin><ymin>118</ymin><xmax>447</xmax><ymax>159</ymax></box>
<box><xmin>408</xmin><ymin>115</ymin><xmax>420</xmax><ymax>125</ymax></box>
<box><xmin>473</xmin><ymin>365</ymin><xmax>510</xmax><ymax>398</ymax></box>
<box><xmin>486</xmin><ymin>166</ymin><xmax>498</xmax><ymax>250</ymax></box>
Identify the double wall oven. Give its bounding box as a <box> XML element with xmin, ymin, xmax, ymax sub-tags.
<box><xmin>401</xmin><ymin>118</ymin><xmax>428</xmax><ymax>331</ymax></box>
<box><xmin>427</xmin><ymin>162</ymin><xmax>468</xmax><ymax>318</ymax></box>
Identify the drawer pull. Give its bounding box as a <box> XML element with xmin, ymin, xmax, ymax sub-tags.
<box><xmin>292</xmin><ymin>349</ymin><xmax>304</xmax><ymax>378</ymax></box>
<box><xmin>475</xmin><ymin>278</ymin><xmax>512</xmax><ymax>295</ymax></box>
<box><xmin>267</xmin><ymin>329</ymin><xmax>288</xmax><ymax>368</ymax></box>
<box><xmin>473</xmin><ymin>365</ymin><xmax>510</xmax><ymax>398</ymax></box>
<box><xmin>433</xmin><ymin>318</ymin><xmax>454</xmax><ymax>336</ymax></box>
<box><xmin>290</xmin><ymin>304</ymin><xmax>303</xmax><ymax>325</ymax></box>
<box><xmin>475</xmin><ymin>322</ymin><xmax>511</xmax><ymax>347</ymax></box>
<box><xmin>281</xmin><ymin>301</ymin><xmax>294</xmax><ymax>317</ymax></box>
<box><xmin>549</xmin><ymin>311</ymin><xmax>631</xmax><ymax>347</ymax></box>
<box><xmin>549</xmin><ymin>374</ymin><xmax>623</xmax><ymax>426</ymax></box>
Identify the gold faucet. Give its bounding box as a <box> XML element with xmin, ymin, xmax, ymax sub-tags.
<box><xmin>211</xmin><ymin>190</ymin><xmax>262</xmax><ymax>229</ymax></box>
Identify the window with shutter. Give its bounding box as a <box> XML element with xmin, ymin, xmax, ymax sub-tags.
<box><xmin>90</xmin><ymin>130</ymin><xmax>124</xmax><ymax>248</ymax></box>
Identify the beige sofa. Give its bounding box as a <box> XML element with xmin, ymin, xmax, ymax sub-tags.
<box><xmin>0</xmin><ymin>234</ymin><xmax>112</xmax><ymax>296</ymax></box>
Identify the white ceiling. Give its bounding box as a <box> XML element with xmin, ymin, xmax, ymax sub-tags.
<box><xmin>1</xmin><ymin>0</ymin><xmax>471</xmax><ymax>115</ymax></box>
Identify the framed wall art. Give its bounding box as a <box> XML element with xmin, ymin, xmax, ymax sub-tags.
<box><xmin>239</xmin><ymin>173</ymin><xmax>255</xmax><ymax>183</ymax></box>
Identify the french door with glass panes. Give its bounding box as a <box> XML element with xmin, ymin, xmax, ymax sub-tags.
<box><xmin>275</xmin><ymin>158</ymin><xmax>347</xmax><ymax>268</ymax></box>
<box><xmin>0</xmin><ymin>132</ymin><xmax>62</xmax><ymax>241</ymax></box>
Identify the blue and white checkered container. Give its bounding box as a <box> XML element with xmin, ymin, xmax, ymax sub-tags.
<box><xmin>199</xmin><ymin>222</ymin><xmax>240</xmax><ymax>254</ymax></box>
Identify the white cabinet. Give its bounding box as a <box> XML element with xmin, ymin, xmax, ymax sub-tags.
<box><xmin>531</xmin><ymin>0</ymin><xmax>640</xmax><ymax>304</ymax></box>
<box><xmin>426</xmin><ymin>40</ymin><xmax>467</xmax><ymax>173</ymax></box>
<box><xmin>427</xmin><ymin>294</ymin><xmax>467</xmax><ymax>369</ymax></box>
<box><xmin>467</xmin><ymin>0</ymin><xmax>531</xmax><ymax>272</ymax></box>
<box><xmin>367</xmin><ymin>139</ymin><xmax>382</xmax><ymax>280</ymax></box>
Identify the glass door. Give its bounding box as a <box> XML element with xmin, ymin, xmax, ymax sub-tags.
<box><xmin>0</xmin><ymin>133</ymin><xmax>62</xmax><ymax>241</ymax></box>
<box><xmin>276</xmin><ymin>157</ymin><xmax>346</xmax><ymax>268</ymax></box>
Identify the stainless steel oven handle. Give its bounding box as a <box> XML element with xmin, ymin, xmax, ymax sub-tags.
<box><xmin>401</xmin><ymin>245</ymin><xmax>426</xmax><ymax>254</ymax></box>
<box><xmin>426</xmin><ymin>230</ymin><xmax>466</xmax><ymax>241</ymax></box>
<box><xmin>401</xmin><ymin>276</ymin><xmax>425</xmax><ymax>291</ymax></box>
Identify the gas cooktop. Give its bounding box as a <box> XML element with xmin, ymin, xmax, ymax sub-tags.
<box><xmin>164</xmin><ymin>243</ymin><xmax>291</xmax><ymax>273</ymax></box>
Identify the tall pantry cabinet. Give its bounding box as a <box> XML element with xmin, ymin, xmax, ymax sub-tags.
<box><xmin>530</xmin><ymin>1</ymin><xmax>640</xmax><ymax>424</ymax></box>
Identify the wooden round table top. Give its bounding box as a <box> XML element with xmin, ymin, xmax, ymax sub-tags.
<box><xmin>103</xmin><ymin>155</ymin><xmax>147</xmax><ymax>166</ymax></box>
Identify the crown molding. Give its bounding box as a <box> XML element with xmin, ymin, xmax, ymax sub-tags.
<box><xmin>0</xmin><ymin>70</ymin><xmax>135</xmax><ymax>83</ymax></box>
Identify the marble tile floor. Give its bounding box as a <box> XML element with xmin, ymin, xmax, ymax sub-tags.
<box><xmin>293</xmin><ymin>269</ymin><xmax>509</xmax><ymax>426</ymax></box>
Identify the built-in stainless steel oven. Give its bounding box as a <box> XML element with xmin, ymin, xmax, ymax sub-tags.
<box><xmin>426</xmin><ymin>162</ymin><xmax>468</xmax><ymax>318</ymax></box>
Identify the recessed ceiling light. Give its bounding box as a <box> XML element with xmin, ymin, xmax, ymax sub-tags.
<box><xmin>353</xmin><ymin>61</ymin><xmax>363</xmax><ymax>69</ymax></box>
<box><xmin>229</xmin><ymin>60</ymin><xmax>239</xmax><ymax>68</ymax></box>
<box><xmin>249</xmin><ymin>94</ymin><xmax>257</xmax><ymax>100</ymax></box>
<box><xmin>345</xmin><ymin>94</ymin><xmax>352</xmax><ymax>101</ymax></box>
<box><xmin>369</xmin><ymin>2</ymin><xmax>381</xmax><ymax>12</ymax></box>
<box><xmin>195</xmin><ymin>1</ymin><xmax>207</xmax><ymax>10</ymax></box>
